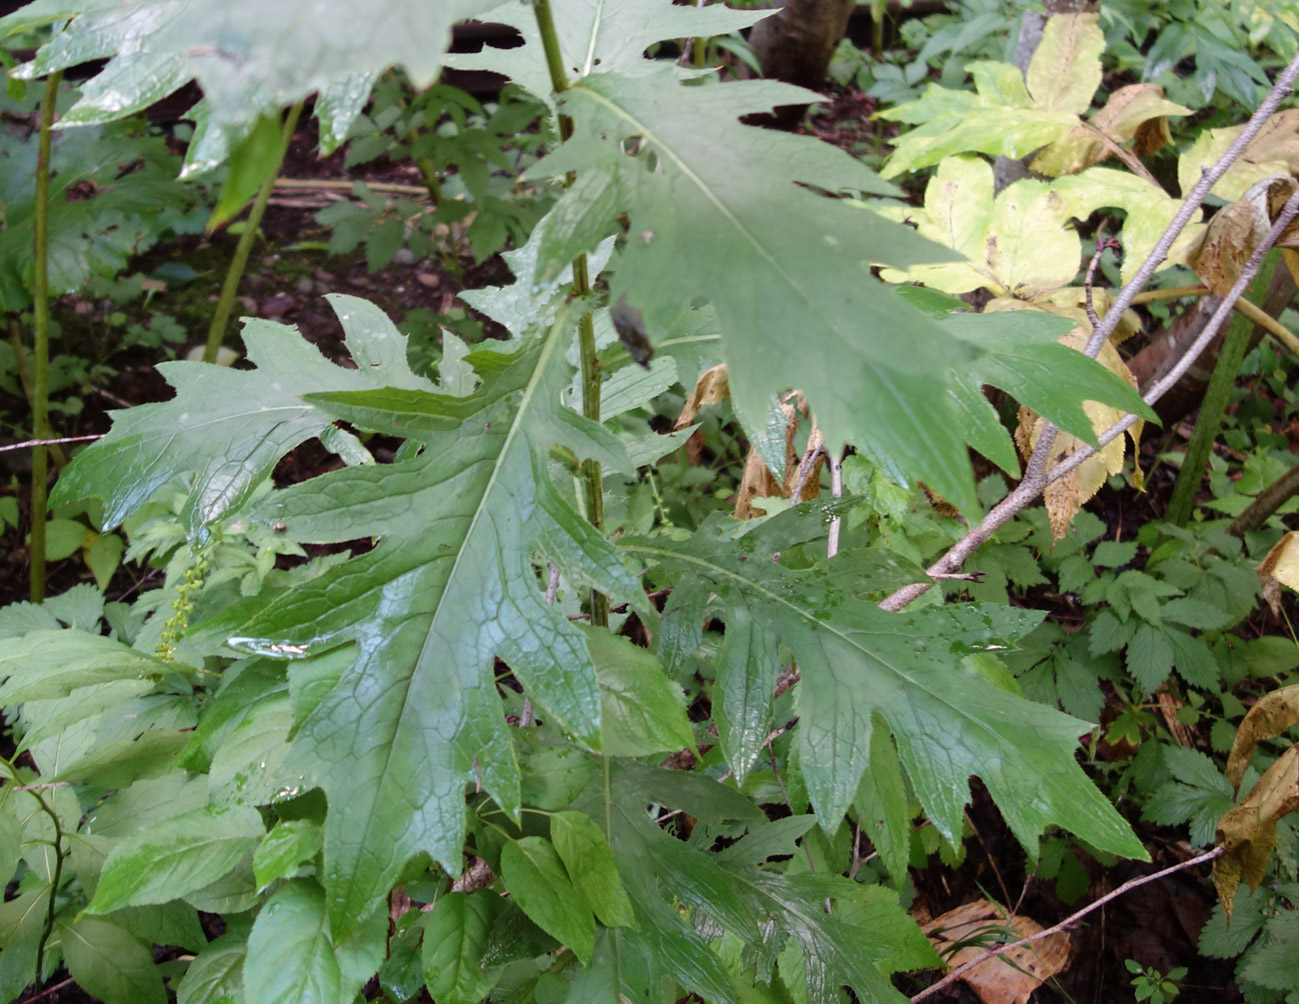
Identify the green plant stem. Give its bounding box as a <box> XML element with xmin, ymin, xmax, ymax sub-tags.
<box><xmin>1164</xmin><ymin>252</ymin><xmax>1278</xmax><ymax>527</ymax></box>
<box><xmin>203</xmin><ymin>101</ymin><xmax>303</xmax><ymax>364</ymax></box>
<box><xmin>29</xmin><ymin>71</ymin><xmax>62</xmax><ymax>603</ymax></box>
<box><xmin>534</xmin><ymin>0</ymin><xmax>608</xmax><ymax>629</ymax></box>
<box><xmin>8</xmin><ymin>319</ymin><xmax>65</xmax><ymax>468</ymax></box>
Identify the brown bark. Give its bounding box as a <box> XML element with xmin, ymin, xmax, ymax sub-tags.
<box><xmin>748</xmin><ymin>0</ymin><xmax>857</xmax><ymax>127</ymax></box>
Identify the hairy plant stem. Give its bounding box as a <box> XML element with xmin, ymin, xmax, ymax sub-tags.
<box><xmin>534</xmin><ymin>0</ymin><xmax>609</xmax><ymax>629</ymax></box>
<box><xmin>203</xmin><ymin>101</ymin><xmax>303</xmax><ymax>364</ymax></box>
<box><xmin>1165</xmin><ymin>252</ymin><xmax>1278</xmax><ymax>526</ymax></box>
<box><xmin>533</xmin><ymin>4</ymin><xmax>620</xmax><ymax>986</ymax></box>
<box><xmin>8</xmin><ymin>319</ymin><xmax>65</xmax><ymax>469</ymax></box>
<box><xmin>882</xmin><ymin>49</ymin><xmax>1299</xmax><ymax>613</ymax></box>
<box><xmin>29</xmin><ymin>71</ymin><xmax>62</xmax><ymax>603</ymax></box>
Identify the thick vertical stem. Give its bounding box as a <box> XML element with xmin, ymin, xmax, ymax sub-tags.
<box><xmin>203</xmin><ymin>101</ymin><xmax>303</xmax><ymax>363</ymax></box>
<box><xmin>1164</xmin><ymin>254</ymin><xmax>1277</xmax><ymax>526</ymax></box>
<box><xmin>29</xmin><ymin>71</ymin><xmax>62</xmax><ymax>603</ymax></box>
<box><xmin>534</xmin><ymin>0</ymin><xmax>608</xmax><ymax>628</ymax></box>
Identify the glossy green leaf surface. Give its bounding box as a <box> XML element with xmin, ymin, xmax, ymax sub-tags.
<box><xmin>500</xmin><ymin>836</ymin><xmax>595</xmax><ymax>963</ymax></box>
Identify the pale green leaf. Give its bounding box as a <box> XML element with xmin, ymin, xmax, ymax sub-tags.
<box><xmin>87</xmin><ymin>804</ymin><xmax>265</xmax><ymax>913</ymax></box>
<box><xmin>551</xmin><ymin>811</ymin><xmax>636</xmax><ymax>928</ymax></box>
<box><xmin>253</xmin><ymin>819</ymin><xmax>324</xmax><ymax>891</ymax></box>
<box><xmin>52</xmin><ymin>295</ymin><xmax>436</xmax><ymax>533</ymax></box>
<box><xmin>0</xmin><ymin>891</ymin><xmax>47</xmax><ymax>1003</ymax></box>
<box><xmin>500</xmin><ymin>837</ymin><xmax>595</xmax><ymax>964</ymax></box>
<box><xmin>1025</xmin><ymin>13</ymin><xmax>1104</xmax><ymax>115</ymax></box>
<box><xmin>14</xmin><ymin>0</ymin><xmax>502</xmax><ymax>138</ymax></box>
<box><xmin>0</xmin><ymin>629</ymin><xmax>181</xmax><ymax>703</ymax></box>
<box><xmin>584</xmin><ymin>625</ymin><xmax>694</xmax><ymax>757</ymax></box>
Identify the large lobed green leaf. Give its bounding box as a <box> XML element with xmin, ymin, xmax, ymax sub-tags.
<box><xmin>627</xmin><ymin>507</ymin><xmax>1147</xmax><ymax>861</ymax></box>
<box><xmin>191</xmin><ymin>306</ymin><xmax>642</xmax><ymax>936</ymax></box>
<box><xmin>52</xmin><ymin>295</ymin><xmax>435</xmax><ymax>533</ymax></box>
<box><xmin>530</xmin><ymin>65</ymin><xmax>984</xmax><ymax>510</ymax></box>
<box><xmin>3</xmin><ymin>0</ymin><xmax>501</xmax><ymax>140</ymax></box>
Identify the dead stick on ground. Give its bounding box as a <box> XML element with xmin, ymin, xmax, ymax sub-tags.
<box><xmin>910</xmin><ymin>846</ymin><xmax>1225</xmax><ymax>1002</ymax></box>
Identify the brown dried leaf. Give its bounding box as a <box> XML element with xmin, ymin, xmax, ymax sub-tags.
<box><xmin>1225</xmin><ymin>683</ymin><xmax>1299</xmax><ymax>790</ymax></box>
<box><xmin>734</xmin><ymin>400</ymin><xmax>822</xmax><ymax>520</ymax></box>
<box><xmin>1190</xmin><ymin>176</ymin><xmax>1298</xmax><ymax>296</ymax></box>
<box><xmin>1016</xmin><ymin>331</ymin><xmax>1141</xmax><ymax>540</ymax></box>
<box><xmin>923</xmin><ymin>899</ymin><xmax>1071</xmax><ymax>1004</ymax></box>
<box><xmin>734</xmin><ymin>447</ymin><xmax>785</xmax><ymax>520</ymax></box>
<box><xmin>1254</xmin><ymin>530</ymin><xmax>1299</xmax><ymax>619</ymax></box>
<box><xmin>1214</xmin><ymin>745</ymin><xmax>1299</xmax><ymax>914</ymax></box>
<box><xmin>674</xmin><ymin>363</ymin><xmax>730</xmax><ymax>430</ymax></box>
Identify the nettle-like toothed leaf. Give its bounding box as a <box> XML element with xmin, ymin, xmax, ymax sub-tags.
<box><xmin>52</xmin><ymin>295</ymin><xmax>433</xmax><ymax>533</ymax></box>
<box><xmin>529</xmin><ymin>64</ymin><xmax>985</xmax><ymax>511</ymax></box>
<box><xmin>193</xmin><ymin>307</ymin><xmax>642</xmax><ymax>937</ymax></box>
<box><xmin>626</xmin><ymin>507</ymin><xmax>1146</xmax><ymax>861</ymax></box>
<box><xmin>445</xmin><ymin>0</ymin><xmax>772</xmax><ymax>102</ymax></box>
<box><xmin>2</xmin><ymin>0</ymin><xmax>499</xmax><ymax>149</ymax></box>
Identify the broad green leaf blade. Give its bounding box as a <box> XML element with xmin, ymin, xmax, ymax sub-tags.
<box><xmin>627</xmin><ymin>509</ymin><xmax>1146</xmax><ymax>860</ymax></box>
<box><xmin>87</xmin><ymin>804</ymin><xmax>265</xmax><ymax>913</ymax></box>
<box><xmin>551</xmin><ymin>811</ymin><xmax>636</xmax><ymax>928</ymax></box>
<box><xmin>175</xmin><ymin>932</ymin><xmax>246</xmax><ymax>1004</ymax></box>
<box><xmin>0</xmin><ymin>629</ymin><xmax>182</xmax><ymax>703</ymax></box>
<box><xmin>584</xmin><ymin>625</ymin><xmax>693</xmax><ymax>757</ymax></box>
<box><xmin>12</xmin><ymin>0</ymin><xmax>502</xmax><ymax>136</ymax></box>
<box><xmin>243</xmin><ymin>880</ymin><xmax>340</xmax><ymax>1004</ymax></box>
<box><xmin>253</xmin><ymin>819</ymin><xmax>324</xmax><ymax>891</ymax></box>
<box><xmin>500</xmin><ymin>837</ymin><xmax>595</xmax><ymax>964</ymax></box>
<box><xmin>446</xmin><ymin>0</ymin><xmax>771</xmax><ymax>101</ymax></box>
<box><xmin>0</xmin><ymin>890</ymin><xmax>44</xmax><ymax>1003</ymax></box>
<box><xmin>531</xmin><ymin>66</ymin><xmax>984</xmax><ymax>511</ymax></box>
<box><xmin>60</xmin><ymin>916</ymin><xmax>166</xmax><ymax>1004</ymax></box>
<box><xmin>52</xmin><ymin>295</ymin><xmax>435</xmax><ymax>532</ymax></box>
<box><xmin>195</xmin><ymin>309</ymin><xmax>634</xmax><ymax>936</ymax></box>
<box><xmin>422</xmin><ymin>892</ymin><xmax>502</xmax><ymax>1004</ymax></box>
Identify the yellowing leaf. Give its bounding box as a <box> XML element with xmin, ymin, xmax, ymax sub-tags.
<box><xmin>881</xmin><ymin>167</ymin><xmax>1079</xmax><ymax>299</ymax></box>
<box><xmin>673</xmin><ymin>363</ymin><xmax>730</xmax><ymax>430</ymax></box>
<box><xmin>1026</xmin><ymin>13</ymin><xmax>1104</xmax><ymax>115</ymax></box>
<box><xmin>923</xmin><ymin>899</ymin><xmax>1071</xmax><ymax>1004</ymax></box>
<box><xmin>1032</xmin><ymin>83</ymin><xmax>1192</xmax><ymax>176</ymax></box>
<box><xmin>1052</xmin><ymin>168</ymin><xmax>1200</xmax><ymax>284</ymax></box>
<box><xmin>1015</xmin><ymin>331</ymin><xmax>1141</xmax><ymax>539</ymax></box>
<box><xmin>1179</xmin><ymin>109</ymin><xmax>1299</xmax><ymax>204</ymax></box>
